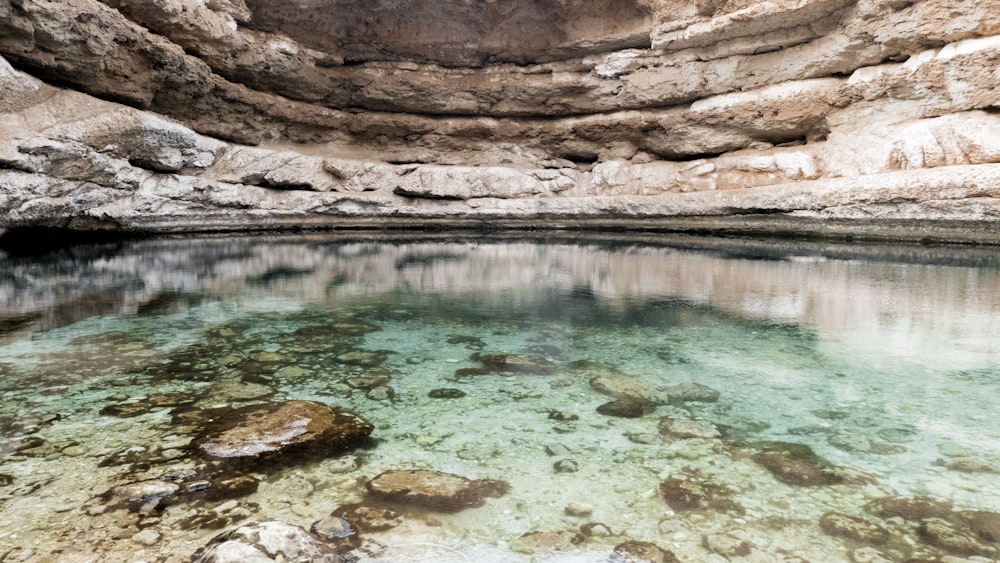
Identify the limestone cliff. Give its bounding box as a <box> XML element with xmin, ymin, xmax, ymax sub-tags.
<box><xmin>1</xmin><ymin>0</ymin><xmax>1000</xmax><ymax>241</ymax></box>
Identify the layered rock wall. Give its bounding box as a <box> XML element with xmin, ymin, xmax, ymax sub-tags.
<box><xmin>1</xmin><ymin>0</ymin><xmax>1000</xmax><ymax>241</ymax></box>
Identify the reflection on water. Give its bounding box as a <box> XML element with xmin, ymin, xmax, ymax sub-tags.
<box><xmin>0</xmin><ymin>233</ymin><xmax>999</xmax><ymax>562</ymax></box>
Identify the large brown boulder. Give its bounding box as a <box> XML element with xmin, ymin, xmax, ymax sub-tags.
<box><xmin>195</xmin><ymin>400</ymin><xmax>372</xmax><ymax>460</ymax></box>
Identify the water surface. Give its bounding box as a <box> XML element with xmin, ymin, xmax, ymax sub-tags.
<box><xmin>1</xmin><ymin>233</ymin><xmax>999</xmax><ymax>562</ymax></box>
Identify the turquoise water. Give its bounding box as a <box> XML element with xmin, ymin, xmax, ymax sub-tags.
<box><xmin>1</xmin><ymin>234</ymin><xmax>999</xmax><ymax>562</ymax></box>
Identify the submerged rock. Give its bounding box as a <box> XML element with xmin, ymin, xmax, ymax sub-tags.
<box><xmin>918</xmin><ymin>517</ymin><xmax>997</xmax><ymax>558</ymax></box>
<box><xmin>658</xmin><ymin>417</ymin><xmax>721</xmax><ymax>439</ymax></box>
<box><xmin>818</xmin><ymin>512</ymin><xmax>890</xmax><ymax>545</ymax></box>
<box><xmin>330</xmin><ymin>503</ymin><xmax>402</xmax><ymax>531</ymax></box>
<box><xmin>428</xmin><ymin>387</ymin><xmax>466</xmax><ymax>399</ymax></box>
<box><xmin>750</xmin><ymin>442</ymin><xmax>845</xmax><ymax>487</ymax></box>
<box><xmin>195</xmin><ymin>400</ymin><xmax>373</xmax><ymax>460</ymax></box>
<box><xmin>610</xmin><ymin>540</ymin><xmax>681</xmax><ymax>562</ymax></box>
<box><xmin>866</xmin><ymin>496</ymin><xmax>953</xmax><ymax>521</ymax></box>
<box><xmin>664</xmin><ymin>383</ymin><xmax>720</xmax><ymax>404</ymax></box>
<box><xmin>192</xmin><ymin>521</ymin><xmax>342</xmax><ymax>562</ymax></box>
<box><xmin>511</xmin><ymin>530</ymin><xmax>585</xmax><ymax>554</ymax></box>
<box><xmin>596</xmin><ymin>398</ymin><xmax>655</xmax><ymax>418</ymax></box>
<box><xmin>659</xmin><ymin>475</ymin><xmax>741</xmax><ymax>514</ymax></box>
<box><xmin>365</xmin><ymin>469</ymin><xmax>510</xmax><ymax>512</ymax></box>
<box><xmin>468</xmin><ymin>353</ymin><xmax>558</xmax><ymax>375</ymax></box>
<box><xmin>590</xmin><ymin>373</ymin><xmax>663</xmax><ymax>404</ymax></box>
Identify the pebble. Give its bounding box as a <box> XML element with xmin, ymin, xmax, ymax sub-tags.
<box><xmin>291</xmin><ymin>504</ymin><xmax>313</xmax><ymax>518</ymax></box>
<box><xmin>564</xmin><ymin>502</ymin><xmax>593</xmax><ymax>517</ymax></box>
<box><xmin>367</xmin><ymin>386</ymin><xmax>395</xmax><ymax>401</ymax></box>
<box><xmin>61</xmin><ymin>446</ymin><xmax>86</xmax><ymax>457</ymax></box>
<box><xmin>132</xmin><ymin>529</ymin><xmax>160</xmax><ymax>546</ymax></box>
<box><xmin>554</xmin><ymin>459</ymin><xmax>579</xmax><ymax>473</ymax></box>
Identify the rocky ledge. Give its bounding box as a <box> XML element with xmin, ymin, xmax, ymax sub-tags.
<box><xmin>2</xmin><ymin>0</ymin><xmax>1000</xmax><ymax>242</ymax></box>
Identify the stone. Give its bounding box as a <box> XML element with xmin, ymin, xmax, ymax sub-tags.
<box><xmin>192</xmin><ymin>521</ymin><xmax>342</xmax><ymax>562</ymax></box>
<box><xmin>918</xmin><ymin>518</ymin><xmax>997</xmax><ymax>558</ymax></box>
<box><xmin>750</xmin><ymin>442</ymin><xmax>845</xmax><ymax>487</ymax></box>
<box><xmin>330</xmin><ymin>503</ymin><xmax>403</xmax><ymax>531</ymax></box>
<box><xmin>664</xmin><ymin>383</ymin><xmax>720</xmax><ymax>404</ymax></box>
<box><xmin>365</xmin><ymin>470</ymin><xmax>510</xmax><ymax>512</ymax></box>
<box><xmin>658</xmin><ymin>417</ymin><xmax>721</xmax><ymax>439</ymax></box>
<box><xmin>310</xmin><ymin>515</ymin><xmax>356</xmax><ymax>540</ymax></box>
<box><xmin>511</xmin><ymin>530</ymin><xmax>585</xmax><ymax>554</ymax></box>
<box><xmin>131</xmin><ymin>529</ymin><xmax>161</xmax><ymax>546</ymax></box>
<box><xmin>554</xmin><ymin>459</ymin><xmax>580</xmax><ymax>473</ymax></box>
<box><xmin>365</xmin><ymin>386</ymin><xmax>395</xmax><ymax>401</ymax></box>
<box><xmin>564</xmin><ymin>502</ymin><xmax>593</xmax><ymax>517</ymax></box>
<box><xmin>703</xmin><ymin>533</ymin><xmax>752</xmax><ymax>557</ymax></box>
<box><xmin>590</xmin><ymin>373</ymin><xmax>663</xmax><ymax>404</ymax></box>
<box><xmin>194</xmin><ymin>400</ymin><xmax>373</xmax><ymax>460</ymax></box>
<box><xmin>818</xmin><ymin>512</ymin><xmax>890</xmax><ymax>545</ymax></box>
<box><xmin>428</xmin><ymin>388</ymin><xmax>466</xmax><ymax>399</ymax></box>
<box><xmin>469</xmin><ymin>353</ymin><xmax>558</xmax><ymax>375</ymax></box>
<box><xmin>346</xmin><ymin>375</ymin><xmax>391</xmax><ymax>390</ymax></box>
<box><xmin>659</xmin><ymin>476</ymin><xmax>740</xmax><ymax>514</ymax></box>
<box><xmin>610</xmin><ymin>540</ymin><xmax>680</xmax><ymax>563</ymax></box>
<box><xmin>597</xmin><ymin>398</ymin><xmax>656</xmax><ymax>418</ymax></box>
<box><xmin>865</xmin><ymin>496</ymin><xmax>954</xmax><ymax>521</ymax></box>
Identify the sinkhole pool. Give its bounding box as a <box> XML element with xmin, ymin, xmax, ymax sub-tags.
<box><xmin>0</xmin><ymin>233</ymin><xmax>999</xmax><ymax>562</ymax></box>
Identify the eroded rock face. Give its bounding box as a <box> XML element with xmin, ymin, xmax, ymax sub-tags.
<box><xmin>1</xmin><ymin>0</ymin><xmax>1000</xmax><ymax>240</ymax></box>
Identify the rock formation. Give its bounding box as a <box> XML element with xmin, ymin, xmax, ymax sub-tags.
<box><xmin>1</xmin><ymin>0</ymin><xmax>1000</xmax><ymax>241</ymax></box>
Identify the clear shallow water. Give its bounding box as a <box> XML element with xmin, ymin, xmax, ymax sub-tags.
<box><xmin>1</xmin><ymin>234</ymin><xmax>999</xmax><ymax>562</ymax></box>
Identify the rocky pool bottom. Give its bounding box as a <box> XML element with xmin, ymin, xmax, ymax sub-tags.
<box><xmin>0</xmin><ymin>235</ymin><xmax>999</xmax><ymax>562</ymax></box>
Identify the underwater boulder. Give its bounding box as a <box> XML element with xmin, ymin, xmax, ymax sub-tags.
<box><xmin>610</xmin><ymin>540</ymin><xmax>681</xmax><ymax>562</ymax></box>
<box><xmin>749</xmin><ymin>442</ymin><xmax>846</xmax><ymax>487</ymax></box>
<box><xmin>658</xmin><ymin>417</ymin><xmax>721</xmax><ymax>439</ymax></box>
<box><xmin>819</xmin><ymin>512</ymin><xmax>891</xmax><ymax>545</ymax></box>
<box><xmin>590</xmin><ymin>373</ymin><xmax>664</xmax><ymax>405</ymax></box>
<box><xmin>192</xmin><ymin>520</ymin><xmax>342</xmax><ymax>562</ymax></box>
<box><xmin>596</xmin><ymin>398</ymin><xmax>655</xmax><ymax>418</ymax></box>
<box><xmin>466</xmin><ymin>353</ymin><xmax>558</xmax><ymax>375</ymax></box>
<box><xmin>194</xmin><ymin>400</ymin><xmax>373</xmax><ymax>461</ymax></box>
<box><xmin>664</xmin><ymin>383</ymin><xmax>720</xmax><ymax>404</ymax></box>
<box><xmin>365</xmin><ymin>469</ymin><xmax>509</xmax><ymax>512</ymax></box>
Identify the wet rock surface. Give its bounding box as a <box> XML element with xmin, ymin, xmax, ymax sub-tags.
<box><xmin>192</xmin><ymin>521</ymin><xmax>342</xmax><ymax>562</ymax></box>
<box><xmin>750</xmin><ymin>442</ymin><xmax>848</xmax><ymax>487</ymax></box>
<box><xmin>365</xmin><ymin>470</ymin><xmax>510</xmax><ymax>512</ymax></box>
<box><xmin>194</xmin><ymin>400</ymin><xmax>373</xmax><ymax>460</ymax></box>
<box><xmin>610</xmin><ymin>540</ymin><xmax>681</xmax><ymax>562</ymax></box>
<box><xmin>819</xmin><ymin>512</ymin><xmax>890</xmax><ymax>545</ymax></box>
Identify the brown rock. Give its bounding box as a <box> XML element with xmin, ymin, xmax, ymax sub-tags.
<box><xmin>471</xmin><ymin>353</ymin><xmax>558</xmax><ymax>375</ymax></box>
<box><xmin>611</xmin><ymin>540</ymin><xmax>680</xmax><ymax>562</ymax></box>
<box><xmin>819</xmin><ymin>512</ymin><xmax>890</xmax><ymax>545</ymax></box>
<box><xmin>658</xmin><ymin>417</ymin><xmax>721</xmax><ymax>439</ymax></box>
<box><xmin>750</xmin><ymin>443</ymin><xmax>844</xmax><ymax>487</ymax></box>
<box><xmin>330</xmin><ymin>503</ymin><xmax>403</xmax><ymax>531</ymax></box>
<box><xmin>596</xmin><ymin>397</ymin><xmax>656</xmax><ymax>418</ymax></box>
<box><xmin>365</xmin><ymin>470</ymin><xmax>510</xmax><ymax>512</ymax></box>
<box><xmin>865</xmin><ymin>496</ymin><xmax>953</xmax><ymax>521</ymax></box>
<box><xmin>918</xmin><ymin>517</ymin><xmax>997</xmax><ymax>558</ymax></box>
<box><xmin>511</xmin><ymin>530</ymin><xmax>585</xmax><ymax>554</ymax></box>
<box><xmin>195</xmin><ymin>400</ymin><xmax>373</xmax><ymax>460</ymax></box>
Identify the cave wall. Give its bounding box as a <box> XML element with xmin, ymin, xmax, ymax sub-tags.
<box><xmin>1</xmin><ymin>0</ymin><xmax>1000</xmax><ymax>241</ymax></box>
